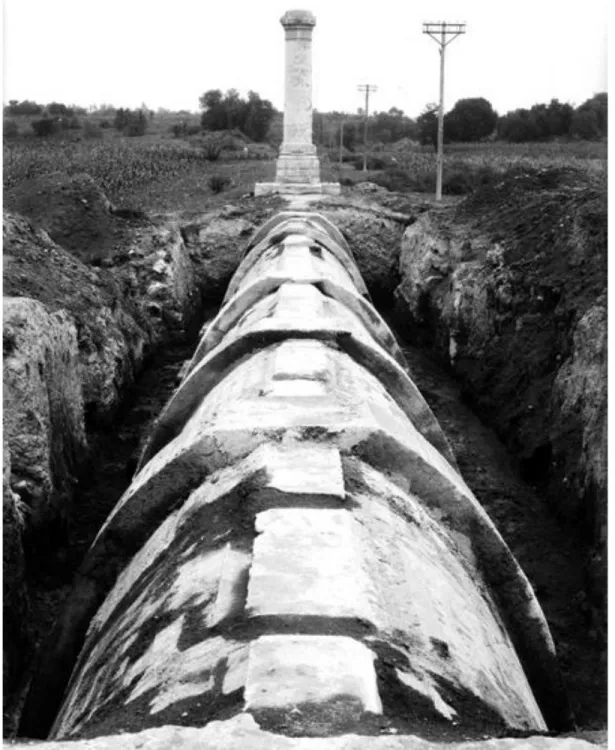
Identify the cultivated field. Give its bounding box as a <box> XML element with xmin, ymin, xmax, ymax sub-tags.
<box><xmin>3</xmin><ymin>122</ymin><xmax>607</xmax><ymax>214</ymax></box>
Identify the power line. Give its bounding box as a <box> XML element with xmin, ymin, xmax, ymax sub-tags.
<box><xmin>357</xmin><ymin>84</ymin><xmax>378</xmax><ymax>172</ymax></box>
<box><xmin>423</xmin><ymin>21</ymin><xmax>466</xmax><ymax>200</ymax></box>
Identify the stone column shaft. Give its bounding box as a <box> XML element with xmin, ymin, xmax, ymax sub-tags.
<box><xmin>275</xmin><ymin>10</ymin><xmax>320</xmax><ymax>184</ymax></box>
<box><xmin>280</xmin><ymin>18</ymin><xmax>317</xmax><ymax>154</ymax></box>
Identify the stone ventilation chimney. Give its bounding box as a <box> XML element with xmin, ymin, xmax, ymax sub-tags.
<box><xmin>255</xmin><ymin>10</ymin><xmax>340</xmax><ymax>196</ymax></box>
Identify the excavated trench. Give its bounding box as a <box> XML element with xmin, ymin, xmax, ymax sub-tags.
<box><xmin>4</xmin><ymin>180</ymin><xmax>606</xmax><ymax>739</ymax></box>
<box><xmin>7</xmin><ymin>298</ymin><xmax>606</xmax><ymax>741</ymax></box>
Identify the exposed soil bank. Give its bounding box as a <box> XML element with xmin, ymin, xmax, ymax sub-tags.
<box><xmin>391</xmin><ymin>168</ymin><xmax>607</xmax><ymax>642</ymax></box>
<box><xmin>394</xmin><ymin>338</ymin><xmax>606</xmax><ymax>730</ymax></box>
<box><xmin>2</xmin><ymin>174</ymin><xmax>283</xmax><ymax>733</ymax></box>
<box><xmin>3</xmin><ymin>339</ymin><xmax>199</xmax><ymax>737</ymax></box>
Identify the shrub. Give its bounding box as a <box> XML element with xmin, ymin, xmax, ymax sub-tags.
<box><xmin>82</xmin><ymin>120</ymin><xmax>103</xmax><ymax>139</ymax></box>
<box><xmin>371</xmin><ymin>167</ymin><xmax>420</xmax><ymax>192</ymax></box>
<box><xmin>123</xmin><ymin>121</ymin><xmax>146</xmax><ymax>137</ymax></box>
<box><xmin>31</xmin><ymin>118</ymin><xmax>57</xmax><ymax>137</ymax></box>
<box><xmin>47</xmin><ymin>102</ymin><xmax>74</xmax><ymax>117</ymax></box>
<box><xmin>207</xmin><ymin>174</ymin><xmax>230</xmax><ymax>193</ymax></box>
<box><xmin>352</xmin><ymin>154</ymin><xmax>391</xmax><ymax>170</ymax></box>
<box><xmin>114</xmin><ymin>108</ymin><xmax>147</xmax><ymax>137</ymax></box>
<box><xmin>6</xmin><ymin>99</ymin><xmax>43</xmax><ymax>116</ymax></box>
<box><xmin>203</xmin><ymin>143</ymin><xmax>222</xmax><ymax>161</ymax></box>
<box><xmin>3</xmin><ymin>119</ymin><xmax>19</xmax><ymax>138</ymax></box>
<box><xmin>66</xmin><ymin>116</ymin><xmax>82</xmax><ymax>130</ymax></box>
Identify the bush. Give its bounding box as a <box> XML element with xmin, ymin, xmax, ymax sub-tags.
<box><xmin>352</xmin><ymin>154</ymin><xmax>391</xmax><ymax>170</ymax></box>
<box><xmin>47</xmin><ymin>102</ymin><xmax>74</xmax><ymax>117</ymax></box>
<box><xmin>3</xmin><ymin>119</ymin><xmax>19</xmax><ymax>138</ymax></box>
<box><xmin>368</xmin><ymin>162</ymin><xmax>499</xmax><ymax>196</ymax></box>
<box><xmin>114</xmin><ymin>108</ymin><xmax>147</xmax><ymax>137</ymax></box>
<box><xmin>199</xmin><ymin>88</ymin><xmax>276</xmax><ymax>142</ymax></box>
<box><xmin>203</xmin><ymin>143</ymin><xmax>222</xmax><ymax>161</ymax></box>
<box><xmin>371</xmin><ymin>167</ymin><xmax>421</xmax><ymax>192</ymax></box>
<box><xmin>82</xmin><ymin>120</ymin><xmax>103</xmax><ymax>139</ymax></box>
<box><xmin>31</xmin><ymin>118</ymin><xmax>57</xmax><ymax>137</ymax></box>
<box><xmin>207</xmin><ymin>174</ymin><xmax>230</xmax><ymax>193</ymax></box>
<box><xmin>5</xmin><ymin>99</ymin><xmax>43</xmax><ymax>116</ymax></box>
<box><xmin>444</xmin><ymin>98</ymin><xmax>498</xmax><ymax>142</ymax></box>
<box><xmin>68</xmin><ymin>116</ymin><xmax>82</xmax><ymax>130</ymax></box>
<box><xmin>123</xmin><ymin>121</ymin><xmax>147</xmax><ymax>137</ymax></box>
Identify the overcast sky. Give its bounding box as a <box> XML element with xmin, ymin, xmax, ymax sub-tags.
<box><xmin>2</xmin><ymin>0</ymin><xmax>608</xmax><ymax>118</ymax></box>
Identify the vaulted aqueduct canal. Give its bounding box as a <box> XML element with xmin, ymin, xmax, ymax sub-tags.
<box><xmin>10</xmin><ymin>204</ymin><xmax>605</xmax><ymax>746</ymax></box>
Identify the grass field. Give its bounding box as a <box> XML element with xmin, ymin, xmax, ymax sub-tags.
<box><xmin>3</xmin><ymin>123</ymin><xmax>607</xmax><ymax>213</ymax></box>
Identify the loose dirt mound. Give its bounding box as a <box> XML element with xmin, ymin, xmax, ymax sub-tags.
<box><xmin>456</xmin><ymin>167</ymin><xmax>606</xmax><ymax>319</ymax></box>
<box><xmin>3</xmin><ymin>172</ymin><xmax>150</xmax><ymax>264</ymax></box>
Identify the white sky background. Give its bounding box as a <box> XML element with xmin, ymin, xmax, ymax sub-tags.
<box><xmin>2</xmin><ymin>0</ymin><xmax>608</xmax><ymax>118</ymax></box>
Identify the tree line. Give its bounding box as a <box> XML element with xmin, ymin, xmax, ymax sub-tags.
<box><xmin>416</xmin><ymin>94</ymin><xmax>607</xmax><ymax>147</ymax></box>
<box><xmin>4</xmin><ymin>91</ymin><xmax>607</xmax><ymax>145</ymax></box>
<box><xmin>196</xmin><ymin>89</ymin><xmax>607</xmax><ymax>147</ymax></box>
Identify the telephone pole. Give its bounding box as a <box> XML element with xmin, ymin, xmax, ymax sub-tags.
<box><xmin>357</xmin><ymin>84</ymin><xmax>378</xmax><ymax>171</ymax></box>
<box><xmin>422</xmin><ymin>22</ymin><xmax>466</xmax><ymax>200</ymax></box>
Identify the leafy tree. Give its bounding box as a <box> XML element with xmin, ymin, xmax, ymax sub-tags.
<box><xmin>31</xmin><ymin>118</ymin><xmax>57</xmax><ymax>137</ymax></box>
<box><xmin>571</xmin><ymin>93</ymin><xmax>607</xmax><ymax>139</ymax></box>
<box><xmin>498</xmin><ymin>108</ymin><xmax>541</xmax><ymax>142</ymax></box>
<box><xmin>5</xmin><ymin>99</ymin><xmax>43</xmax><ymax>116</ymax></box>
<box><xmin>371</xmin><ymin>107</ymin><xmax>417</xmax><ymax>144</ymax></box>
<box><xmin>244</xmin><ymin>90</ymin><xmax>275</xmax><ymax>141</ymax></box>
<box><xmin>47</xmin><ymin>102</ymin><xmax>74</xmax><ymax>117</ymax></box>
<box><xmin>199</xmin><ymin>88</ymin><xmax>276</xmax><ymax>142</ymax></box>
<box><xmin>417</xmin><ymin>104</ymin><xmax>438</xmax><ymax>149</ymax></box>
<box><xmin>113</xmin><ymin>108</ymin><xmax>147</xmax><ymax>136</ymax></box>
<box><xmin>444</xmin><ymin>97</ymin><xmax>498</xmax><ymax>142</ymax></box>
<box><xmin>544</xmin><ymin>99</ymin><xmax>574</xmax><ymax>137</ymax></box>
<box><xmin>336</xmin><ymin>121</ymin><xmax>358</xmax><ymax>151</ymax></box>
<box><xmin>3</xmin><ymin>119</ymin><xmax>19</xmax><ymax>138</ymax></box>
<box><xmin>498</xmin><ymin>94</ymin><xmax>604</xmax><ymax>142</ymax></box>
<box><xmin>570</xmin><ymin>108</ymin><xmax>601</xmax><ymax>140</ymax></box>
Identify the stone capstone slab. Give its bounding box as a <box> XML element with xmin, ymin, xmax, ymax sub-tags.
<box><xmin>244</xmin><ymin>635</ymin><xmax>382</xmax><ymax>733</ymax></box>
<box><xmin>247</xmin><ymin>508</ymin><xmax>381</xmax><ymax>625</ymax></box>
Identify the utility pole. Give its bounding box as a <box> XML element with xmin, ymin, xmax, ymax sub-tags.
<box><xmin>422</xmin><ymin>22</ymin><xmax>466</xmax><ymax>200</ymax></box>
<box><xmin>357</xmin><ymin>84</ymin><xmax>378</xmax><ymax>171</ymax></box>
